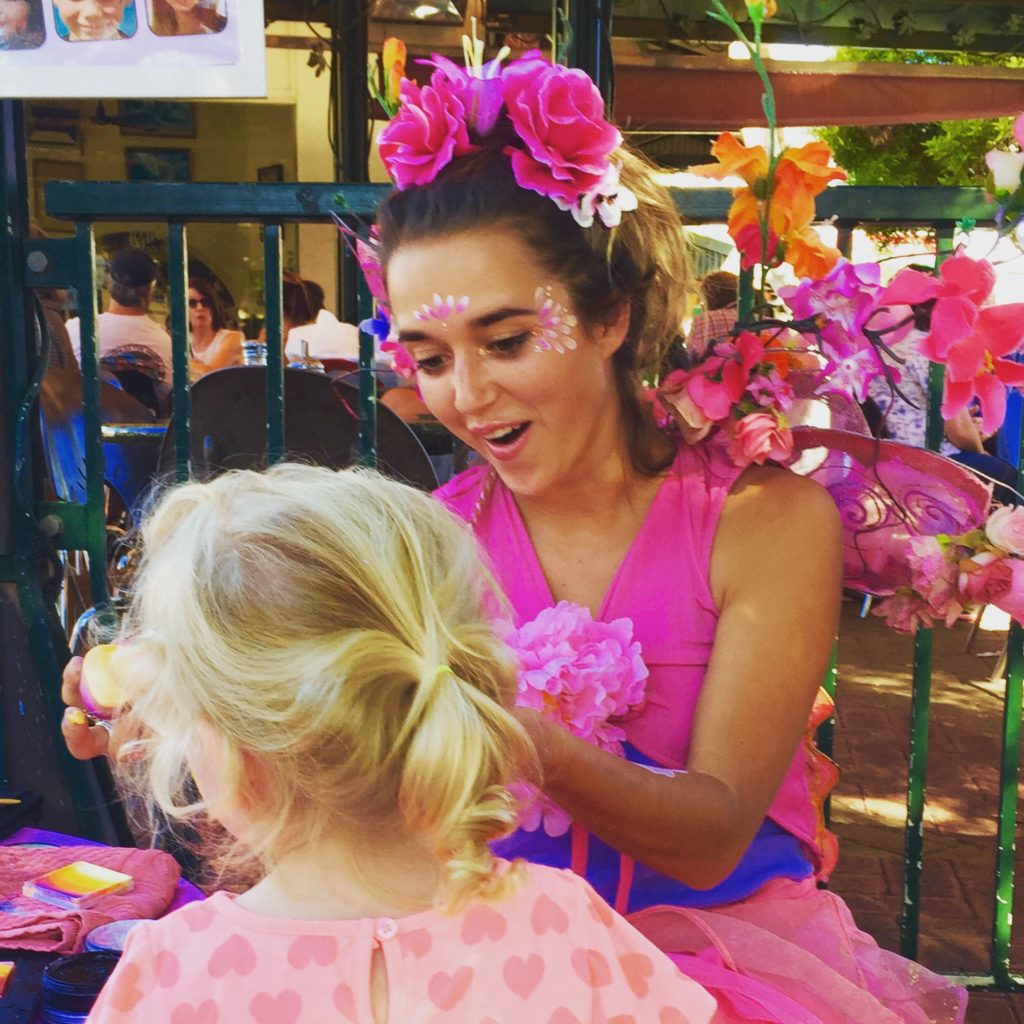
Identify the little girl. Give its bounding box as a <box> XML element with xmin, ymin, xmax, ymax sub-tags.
<box><xmin>84</xmin><ymin>464</ymin><xmax>716</xmax><ymax>1024</ymax></box>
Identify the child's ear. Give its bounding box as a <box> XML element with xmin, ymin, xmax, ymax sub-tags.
<box><xmin>187</xmin><ymin>720</ymin><xmax>256</xmax><ymax>839</ymax></box>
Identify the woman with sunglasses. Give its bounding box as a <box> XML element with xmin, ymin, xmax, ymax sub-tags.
<box><xmin>188</xmin><ymin>276</ymin><xmax>243</xmax><ymax>377</ymax></box>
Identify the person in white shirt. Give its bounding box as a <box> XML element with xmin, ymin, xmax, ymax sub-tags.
<box><xmin>67</xmin><ymin>248</ymin><xmax>174</xmax><ymax>387</ymax></box>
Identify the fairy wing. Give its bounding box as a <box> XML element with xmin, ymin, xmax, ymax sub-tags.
<box><xmin>789</xmin><ymin>427</ymin><xmax>993</xmax><ymax>595</ymax></box>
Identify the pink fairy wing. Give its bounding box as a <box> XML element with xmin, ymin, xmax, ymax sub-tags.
<box><xmin>789</xmin><ymin>427</ymin><xmax>992</xmax><ymax>595</ymax></box>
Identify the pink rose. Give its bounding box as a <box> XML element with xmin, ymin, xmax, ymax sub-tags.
<box><xmin>727</xmin><ymin>412</ymin><xmax>794</xmax><ymax>466</ymax></box>
<box><xmin>502</xmin><ymin>57</ymin><xmax>621</xmax><ymax>206</ymax></box>
<box><xmin>378</xmin><ymin>74</ymin><xmax>476</xmax><ymax>190</ymax></box>
<box><xmin>985</xmin><ymin>505</ymin><xmax>1024</xmax><ymax>556</ymax></box>
<box><xmin>657</xmin><ymin>370</ymin><xmax>715</xmax><ymax>441</ymax></box>
<box><xmin>993</xmin><ymin>559</ymin><xmax>1024</xmax><ymax>626</ymax></box>
<box><xmin>957</xmin><ymin>551</ymin><xmax>1012</xmax><ymax>605</ymax></box>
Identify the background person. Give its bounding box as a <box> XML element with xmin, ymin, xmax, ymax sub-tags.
<box><xmin>687</xmin><ymin>269</ymin><xmax>739</xmax><ymax>357</ymax></box>
<box><xmin>80</xmin><ymin>465</ymin><xmax>717</xmax><ymax>1024</ymax></box>
<box><xmin>0</xmin><ymin>0</ymin><xmax>44</xmax><ymax>48</ymax></box>
<box><xmin>148</xmin><ymin>0</ymin><xmax>224</xmax><ymax>35</ymax></box>
<box><xmin>52</xmin><ymin>0</ymin><xmax>131</xmax><ymax>40</ymax></box>
<box><xmin>66</xmin><ymin>247</ymin><xmax>173</xmax><ymax>388</ymax></box>
<box><xmin>375</xmin><ymin>51</ymin><xmax>967</xmax><ymax>1024</ymax></box>
<box><xmin>187</xmin><ymin>275</ymin><xmax>244</xmax><ymax>377</ymax></box>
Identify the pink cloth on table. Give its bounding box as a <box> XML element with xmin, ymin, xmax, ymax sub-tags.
<box><xmin>86</xmin><ymin>862</ymin><xmax>718</xmax><ymax>1024</ymax></box>
<box><xmin>0</xmin><ymin>844</ymin><xmax>180</xmax><ymax>953</ymax></box>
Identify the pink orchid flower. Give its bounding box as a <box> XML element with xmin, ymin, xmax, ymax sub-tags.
<box><xmin>941</xmin><ymin>303</ymin><xmax>1024</xmax><ymax>434</ymax></box>
<box><xmin>879</xmin><ymin>251</ymin><xmax>996</xmax><ymax>363</ymax></box>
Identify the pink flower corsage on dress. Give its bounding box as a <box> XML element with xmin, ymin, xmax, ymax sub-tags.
<box><xmin>498</xmin><ymin>601</ymin><xmax>648</xmax><ymax>836</ymax></box>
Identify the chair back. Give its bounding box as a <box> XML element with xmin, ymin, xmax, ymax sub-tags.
<box><xmin>159</xmin><ymin>367</ymin><xmax>437</xmax><ymax>491</ymax></box>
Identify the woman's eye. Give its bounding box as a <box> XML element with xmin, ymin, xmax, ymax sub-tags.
<box><xmin>487</xmin><ymin>332</ymin><xmax>532</xmax><ymax>357</ymax></box>
<box><xmin>414</xmin><ymin>353</ymin><xmax>447</xmax><ymax>374</ymax></box>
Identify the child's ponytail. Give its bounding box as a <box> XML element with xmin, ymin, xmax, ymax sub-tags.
<box><xmin>399</xmin><ymin>656</ymin><xmax>533</xmax><ymax>908</ymax></box>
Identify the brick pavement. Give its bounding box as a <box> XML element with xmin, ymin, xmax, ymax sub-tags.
<box><xmin>830</xmin><ymin>600</ymin><xmax>1024</xmax><ymax>1022</ymax></box>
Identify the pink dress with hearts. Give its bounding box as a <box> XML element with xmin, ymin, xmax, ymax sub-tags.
<box><xmin>85</xmin><ymin>861</ymin><xmax>717</xmax><ymax>1024</ymax></box>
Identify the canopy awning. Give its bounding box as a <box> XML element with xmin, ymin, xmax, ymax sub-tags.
<box><xmin>614</xmin><ymin>57</ymin><xmax>1024</xmax><ymax>131</ymax></box>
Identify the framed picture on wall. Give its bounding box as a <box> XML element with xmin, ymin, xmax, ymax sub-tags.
<box><xmin>32</xmin><ymin>158</ymin><xmax>85</xmax><ymax>235</ymax></box>
<box><xmin>257</xmin><ymin>163</ymin><xmax>284</xmax><ymax>183</ymax></box>
<box><xmin>117</xmin><ymin>101</ymin><xmax>196</xmax><ymax>138</ymax></box>
<box><xmin>125</xmin><ymin>147</ymin><xmax>191</xmax><ymax>183</ymax></box>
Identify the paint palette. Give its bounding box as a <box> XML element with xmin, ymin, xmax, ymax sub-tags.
<box><xmin>22</xmin><ymin>861</ymin><xmax>134</xmax><ymax>910</ymax></box>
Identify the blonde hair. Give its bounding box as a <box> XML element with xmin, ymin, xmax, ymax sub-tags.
<box><xmin>115</xmin><ymin>464</ymin><xmax>535</xmax><ymax>909</ymax></box>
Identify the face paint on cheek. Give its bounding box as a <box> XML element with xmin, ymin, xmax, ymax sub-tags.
<box><xmin>413</xmin><ymin>293</ymin><xmax>470</xmax><ymax>331</ymax></box>
<box><xmin>533</xmin><ymin>286</ymin><xmax>578</xmax><ymax>354</ymax></box>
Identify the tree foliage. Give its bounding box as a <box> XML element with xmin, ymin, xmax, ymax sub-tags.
<box><xmin>815</xmin><ymin>48</ymin><xmax>1019</xmax><ymax>186</ymax></box>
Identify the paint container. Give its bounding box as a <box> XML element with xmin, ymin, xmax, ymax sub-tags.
<box><xmin>41</xmin><ymin>952</ymin><xmax>120</xmax><ymax>1023</ymax></box>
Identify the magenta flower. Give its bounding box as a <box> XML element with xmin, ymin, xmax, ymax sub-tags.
<box><xmin>818</xmin><ymin>349</ymin><xmax>886</xmax><ymax>403</ymax></box>
<box><xmin>502</xmin><ymin>56</ymin><xmax>621</xmax><ymax>207</ymax></box>
<box><xmin>378</xmin><ymin>74</ymin><xmax>476</xmax><ymax>190</ymax></box>
<box><xmin>779</xmin><ymin>259</ymin><xmax>886</xmax><ymax>362</ymax></box>
<box><xmin>941</xmin><ymin>302</ymin><xmax>1024</xmax><ymax>434</ymax></box>
<box><xmin>879</xmin><ymin>252</ymin><xmax>996</xmax><ymax>363</ymax></box>
<box><xmin>907</xmin><ymin>536</ymin><xmax>962</xmax><ymax>626</ymax></box>
<box><xmin>419</xmin><ymin>53</ymin><xmax>506</xmax><ymax>136</ymax></box>
<box><xmin>746</xmin><ymin>366</ymin><xmax>795</xmax><ymax>410</ymax></box>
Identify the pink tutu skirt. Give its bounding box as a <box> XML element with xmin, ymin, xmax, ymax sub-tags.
<box><xmin>629</xmin><ymin>878</ymin><xmax>967</xmax><ymax>1024</ymax></box>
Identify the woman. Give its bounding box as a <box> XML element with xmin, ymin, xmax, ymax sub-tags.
<box><xmin>187</xmin><ymin>276</ymin><xmax>243</xmax><ymax>377</ymax></box>
<box><xmin>148</xmin><ymin>0</ymin><xmax>224</xmax><ymax>35</ymax></box>
<box><xmin>372</xmin><ymin>51</ymin><xmax>967</xmax><ymax>1024</ymax></box>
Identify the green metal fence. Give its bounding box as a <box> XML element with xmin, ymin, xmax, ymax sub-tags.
<box><xmin>13</xmin><ymin>178</ymin><xmax>1024</xmax><ymax>990</ymax></box>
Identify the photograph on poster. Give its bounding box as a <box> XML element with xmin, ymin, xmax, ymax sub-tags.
<box><xmin>148</xmin><ymin>0</ymin><xmax>226</xmax><ymax>36</ymax></box>
<box><xmin>32</xmin><ymin>157</ymin><xmax>84</xmax><ymax>234</ymax></box>
<box><xmin>52</xmin><ymin>0</ymin><xmax>138</xmax><ymax>41</ymax></box>
<box><xmin>0</xmin><ymin>0</ymin><xmax>45</xmax><ymax>49</ymax></box>
<box><xmin>118</xmin><ymin>100</ymin><xmax>195</xmax><ymax>137</ymax></box>
<box><xmin>125</xmin><ymin>145</ymin><xmax>190</xmax><ymax>182</ymax></box>
<box><xmin>0</xmin><ymin>0</ymin><xmax>264</xmax><ymax>98</ymax></box>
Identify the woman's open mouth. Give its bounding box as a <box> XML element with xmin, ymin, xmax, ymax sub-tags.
<box><xmin>481</xmin><ymin>422</ymin><xmax>531</xmax><ymax>460</ymax></box>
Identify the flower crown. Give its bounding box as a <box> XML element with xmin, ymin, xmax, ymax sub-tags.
<box><xmin>377</xmin><ymin>34</ymin><xmax>637</xmax><ymax>229</ymax></box>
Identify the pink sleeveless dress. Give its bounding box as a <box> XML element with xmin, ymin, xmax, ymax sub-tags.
<box><xmin>436</xmin><ymin>442</ymin><xmax>967</xmax><ymax>1024</ymax></box>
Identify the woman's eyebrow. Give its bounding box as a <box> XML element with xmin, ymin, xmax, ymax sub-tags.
<box><xmin>471</xmin><ymin>306</ymin><xmax>535</xmax><ymax>328</ymax></box>
<box><xmin>398</xmin><ymin>306</ymin><xmax>536</xmax><ymax>342</ymax></box>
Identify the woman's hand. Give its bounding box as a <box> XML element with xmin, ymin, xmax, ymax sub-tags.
<box><xmin>60</xmin><ymin>656</ymin><xmax>112</xmax><ymax>760</ymax></box>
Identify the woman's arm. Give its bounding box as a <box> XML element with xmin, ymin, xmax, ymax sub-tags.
<box><xmin>521</xmin><ymin>467</ymin><xmax>842</xmax><ymax>888</ymax></box>
<box><xmin>944</xmin><ymin>408</ymin><xmax>985</xmax><ymax>453</ymax></box>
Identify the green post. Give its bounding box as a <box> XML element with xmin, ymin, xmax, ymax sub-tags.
<box><xmin>263</xmin><ymin>224</ymin><xmax>285</xmax><ymax>464</ymax></box>
<box><xmin>900</xmin><ymin>227</ymin><xmax>951</xmax><ymax>959</ymax></box>
<box><xmin>167</xmin><ymin>222</ymin><xmax>191</xmax><ymax>482</ymax></box>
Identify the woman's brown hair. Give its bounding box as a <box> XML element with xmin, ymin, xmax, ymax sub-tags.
<box><xmin>376</xmin><ymin>130</ymin><xmax>690</xmax><ymax>475</ymax></box>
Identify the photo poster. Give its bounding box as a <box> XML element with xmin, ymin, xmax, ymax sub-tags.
<box><xmin>0</xmin><ymin>1</ymin><xmax>266</xmax><ymax>98</ymax></box>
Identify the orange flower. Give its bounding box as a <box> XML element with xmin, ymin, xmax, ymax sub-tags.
<box><xmin>690</xmin><ymin>132</ymin><xmax>768</xmax><ymax>185</ymax></box>
<box><xmin>774</xmin><ymin>141</ymin><xmax>847</xmax><ymax>199</ymax></box>
<box><xmin>745</xmin><ymin>0</ymin><xmax>778</xmax><ymax>18</ymax></box>
<box><xmin>382</xmin><ymin>37</ymin><xmax>407</xmax><ymax>112</ymax></box>
<box><xmin>785</xmin><ymin>226</ymin><xmax>842</xmax><ymax>280</ymax></box>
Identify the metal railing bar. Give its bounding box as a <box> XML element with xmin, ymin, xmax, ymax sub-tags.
<box><xmin>74</xmin><ymin>221</ymin><xmax>108</xmax><ymax>609</ymax></box>
<box><xmin>263</xmin><ymin>224</ymin><xmax>285</xmax><ymax>465</ymax></box>
<box><xmin>167</xmin><ymin>221</ymin><xmax>191</xmax><ymax>483</ymax></box>
<box><xmin>44</xmin><ymin>182</ymin><xmax>997</xmax><ymax>230</ymax></box>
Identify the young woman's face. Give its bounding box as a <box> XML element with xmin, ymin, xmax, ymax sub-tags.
<box><xmin>188</xmin><ymin>287</ymin><xmax>212</xmax><ymax>333</ymax></box>
<box><xmin>54</xmin><ymin>0</ymin><xmax>125</xmax><ymax>39</ymax></box>
<box><xmin>387</xmin><ymin>229</ymin><xmax>626</xmax><ymax>500</ymax></box>
<box><xmin>0</xmin><ymin>0</ymin><xmax>30</xmax><ymax>37</ymax></box>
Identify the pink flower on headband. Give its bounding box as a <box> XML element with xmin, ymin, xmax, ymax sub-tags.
<box><xmin>502</xmin><ymin>54</ymin><xmax>621</xmax><ymax>208</ymax></box>
<box><xmin>379</xmin><ymin>74</ymin><xmax>476</xmax><ymax>190</ymax></box>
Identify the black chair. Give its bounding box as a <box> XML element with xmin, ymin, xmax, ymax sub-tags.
<box><xmin>159</xmin><ymin>366</ymin><xmax>437</xmax><ymax>492</ymax></box>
